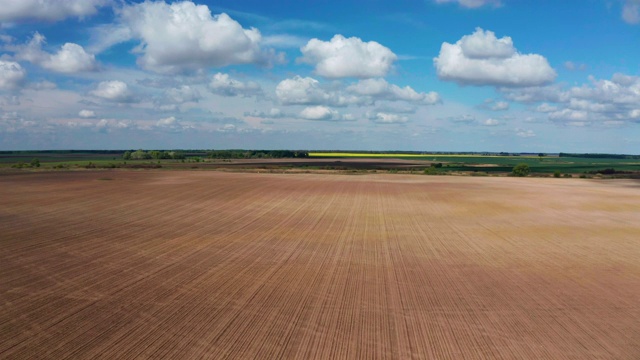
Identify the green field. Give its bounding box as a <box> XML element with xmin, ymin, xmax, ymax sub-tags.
<box><xmin>1</xmin><ymin>150</ymin><xmax>639</xmax><ymax>177</ymax></box>
<box><xmin>310</xmin><ymin>152</ymin><xmax>640</xmax><ymax>175</ymax></box>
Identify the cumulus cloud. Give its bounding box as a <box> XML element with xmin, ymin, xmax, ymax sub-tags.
<box><xmin>299</xmin><ymin>35</ymin><xmax>397</xmax><ymax>78</ymax></box>
<box><xmin>0</xmin><ymin>0</ymin><xmax>112</xmax><ymax>22</ymax></box>
<box><xmin>79</xmin><ymin>110</ymin><xmax>96</xmax><ymax>118</ymax></box>
<box><xmin>502</xmin><ymin>84</ymin><xmax>569</xmax><ymax>103</ymax></box>
<box><xmin>516</xmin><ymin>129</ymin><xmax>536</xmax><ymax>138</ymax></box>
<box><xmin>90</xmin><ymin>80</ymin><xmax>134</xmax><ymax>102</ymax></box>
<box><xmin>623</xmin><ymin>0</ymin><xmax>640</xmax><ymax>24</ymax></box>
<box><xmin>491</xmin><ymin>101</ymin><xmax>509</xmax><ymax>110</ymax></box>
<box><xmin>120</xmin><ymin>1</ymin><xmax>279</xmax><ymax>73</ymax></box>
<box><xmin>209</xmin><ymin>73</ymin><xmax>262</xmax><ymax>97</ymax></box>
<box><xmin>480</xmin><ymin>98</ymin><xmax>509</xmax><ymax>111</ymax></box>
<box><xmin>434</xmin><ymin>28</ymin><xmax>556</xmax><ymax>87</ymax></box>
<box><xmin>13</xmin><ymin>33</ymin><xmax>97</xmax><ymax>73</ymax></box>
<box><xmin>548</xmin><ymin>109</ymin><xmax>589</xmax><ymax>122</ymax></box>
<box><xmin>535</xmin><ymin>103</ymin><xmax>557</xmax><ymax>113</ymax></box>
<box><xmin>218</xmin><ymin>123</ymin><xmax>237</xmax><ymax>132</ymax></box>
<box><xmin>347</xmin><ymin>78</ymin><xmax>441</xmax><ymax>104</ymax></box>
<box><xmin>367</xmin><ymin>112</ymin><xmax>409</xmax><ymax>124</ymax></box>
<box><xmin>156</xmin><ymin>116</ymin><xmax>178</xmax><ymax>127</ymax></box>
<box><xmin>482</xmin><ymin>118</ymin><xmax>500</xmax><ymax>126</ymax></box>
<box><xmin>0</xmin><ymin>60</ymin><xmax>26</xmax><ymax>90</ymax></box>
<box><xmin>299</xmin><ymin>106</ymin><xmax>343</xmax><ymax>121</ymax></box>
<box><xmin>569</xmin><ymin>74</ymin><xmax>640</xmax><ymax>104</ymax></box>
<box><xmin>276</xmin><ymin>76</ymin><xmax>346</xmax><ymax>106</ymax></box>
<box><xmin>95</xmin><ymin>118</ymin><xmax>131</xmax><ymax>130</ymax></box>
<box><xmin>44</xmin><ymin>43</ymin><xmax>97</xmax><ymax>73</ymax></box>
<box><xmin>375</xmin><ymin>103</ymin><xmax>417</xmax><ymax>114</ymax></box>
<box><xmin>245</xmin><ymin>108</ymin><xmax>287</xmax><ymax>119</ymax></box>
<box><xmin>165</xmin><ymin>85</ymin><xmax>201</xmax><ymax>103</ymax></box>
<box><xmin>433</xmin><ymin>0</ymin><xmax>501</xmax><ymax>8</ymax></box>
<box><xmin>506</xmin><ymin>73</ymin><xmax>640</xmax><ymax>125</ymax></box>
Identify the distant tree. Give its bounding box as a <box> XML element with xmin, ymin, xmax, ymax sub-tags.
<box><xmin>553</xmin><ymin>170</ymin><xmax>561</xmax><ymax>178</ymax></box>
<box><xmin>131</xmin><ymin>150</ymin><xmax>151</xmax><ymax>160</ymax></box>
<box><xmin>30</xmin><ymin>158</ymin><xmax>40</xmax><ymax>167</ymax></box>
<box><xmin>169</xmin><ymin>151</ymin><xmax>185</xmax><ymax>160</ymax></box>
<box><xmin>512</xmin><ymin>163</ymin><xmax>530</xmax><ymax>177</ymax></box>
<box><xmin>123</xmin><ymin>151</ymin><xmax>132</xmax><ymax>160</ymax></box>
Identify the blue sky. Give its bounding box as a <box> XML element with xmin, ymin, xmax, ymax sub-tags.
<box><xmin>0</xmin><ymin>0</ymin><xmax>639</xmax><ymax>152</ymax></box>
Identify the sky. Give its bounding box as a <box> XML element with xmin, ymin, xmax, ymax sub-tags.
<box><xmin>0</xmin><ymin>0</ymin><xmax>639</xmax><ymax>152</ymax></box>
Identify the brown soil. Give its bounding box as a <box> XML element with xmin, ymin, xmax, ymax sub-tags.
<box><xmin>1</xmin><ymin>171</ymin><xmax>639</xmax><ymax>359</ymax></box>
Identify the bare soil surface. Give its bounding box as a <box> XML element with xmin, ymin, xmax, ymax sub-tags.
<box><xmin>1</xmin><ymin>171</ymin><xmax>639</xmax><ymax>359</ymax></box>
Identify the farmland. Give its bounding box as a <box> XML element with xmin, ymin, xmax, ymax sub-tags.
<box><xmin>2</xmin><ymin>150</ymin><xmax>640</xmax><ymax>176</ymax></box>
<box><xmin>1</xmin><ymin>170</ymin><xmax>639</xmax><ymax>359</ymax></box>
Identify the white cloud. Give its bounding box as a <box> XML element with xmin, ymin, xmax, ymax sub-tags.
<box><xmin>79</xmin><ymin>110</ymin><xmax>96</xmax><ymax>118</ymax></box>
<box><xmin>165</xmin><ymin>85</ymin><xmax>201</xmax><ymax>103</ymax></box>
<box><xmin>246</xmin><ymin>108</ymin><xmax>287</xmax><ymax>119</ymax></box>
<box><xmin>567</xmin><ymin>98</ymin><xmax>610</xmax><ymax>113</ymax></box>
<box><xmin>299</xmin><ymin>106</ymin><xmax>342</xmax><ymax>121</ymax></box>
<box><xmin>347</xmin><ymin>78</ymin><xmax>441</xmax><ymax>104</ymax></box>
<box><xmin>0</xmin><ymin>60</ymin><xmax>26</xmax><ymax>90</ymax></box>
<box><xmin>482</xmin><ymin>118</ymin><xmax>500</xmax><ymax>126</ymax></box>
<box><xmin>95</xmin><ymin>118</ymin><xmax>131</xmax><ymax>130</ymax></box>
<box><xmin>434</xmin><ymin>28</ymin><xmax>556</xmax><ymax>87</ymax></box>
<box><xmin>88</xmin><ymin>24</ymin><xmax>133</xmax><ymax>54</ymax></box>
<box><xmin>0</xmin><ymin>35</ymin><xmax>14</xmax><ymax>43</ymax></box>
<box><xmin>209</xmin><ymin>73</ymin><xmax>262</xmax><ymax>97</ymax></box>
<box><xmin>45</xmin><ymin>43</ymin><xmax>97</xmax><ymax>73</ymax></box>
<box><xmin>568</xmin><ymin>74</ymin><xmax>640</xmax><ymax>104</ymax></box>
<box><xmin>0</xmin><ymin>0</ymin><xmax>111</xmax><ymax>22</ymax></box>
<box><xmin>507</xmin><ymin>73</ymin><xmax>640</xmax><ymax>125</ymax></box>
<box><xmin>491</xmin><ymin>101</ymin><xmax>509</xmax><ymax>110</ymax></box>
<box><xmin>276</xmin><ymin>76</ymin><xmax>338</xmax><ymax>106</ymax></box>
<box><xmin>481</xmin><ymin>98</ymin><xmax>509</xmax><ymax>110</ymax></box>
<box><xmin>433</xmin><ymin>0</ymin><xmax>501</xmax><ymax>8</ymax></box>
<box><xmin>299</xmin><ymin>34</ymin><xmax>397</xmax><ymax>78</ymax></box>
<box><xmin>14</xmin><ymin>33</ymin><xmax>97</xmax><ymax>73</ymax></box>
<box><xmin>548</xmin><ymin>108</ymin><xmax>589</xmax><ymax>122</ymax></box>
<box><xmin>121</xmin><ymin>1</ymin><xmax>278</xmax><ymax>73</ymax></box>
<box><xmin>90</xmin><ymin>80</ymin><xmax>134</xmax><ymax>102</ymax></box>
<box><xmin>218</xmin><ymin>123</ymin><xmax>237</xmax><ymax>132</ymax></box>
<box><xmin>459</xmin><ymin>29</ymin><xmax>514</xmax><ymax>59</ymax></box>
<box><xmin>516</xmin><ymin>129</ymin><xmax>536</xmax><ymax>138</ymax></box>
<box><xmin>501</xmin><ymin>84</ymin><xmax>569</xmax><ymax>103</ymax></box>
<box><xmin>368</xmin><ymin>112</ymin><xmax>409</xmax><ymax>124</ymax></box>
<box><xmin>535</xmin><ymin>103</ymin><xmax>557</xmax><ymax>113</ymax></box>
<box><xmin>622</xmin><ymin>0</ymin><xmax>640</xmax><ymax>24</ymax></box>
<box><xmin>157</xmin><ymin>116</ymin><xmax>177</xmax><ymax>127</ymax></box>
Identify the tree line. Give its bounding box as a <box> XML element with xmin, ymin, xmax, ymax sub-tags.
<box><xmin>123</xmin><ymin>150</ymin><xmax>186</xmax><ymax>160</ymax></box>
<box><xmin>123</xmin><ymin>149</ymin><xmax>309</xmax><ymax>160</ymax></box>
<box><xmin>559</xmin><ymin>153</ymin><xmax>640</xmax><ymax>159</ymax></box>
<box><xmin>206</xmin><ymin>150</ymin><xmax>309</xmax><ymax>159</ymax></box>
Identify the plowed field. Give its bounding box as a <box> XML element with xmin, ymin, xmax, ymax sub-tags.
<box><xmin>1</xmin><ymin>171</ymin><xmax>639</xmax><ymax>359</ymax></box>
